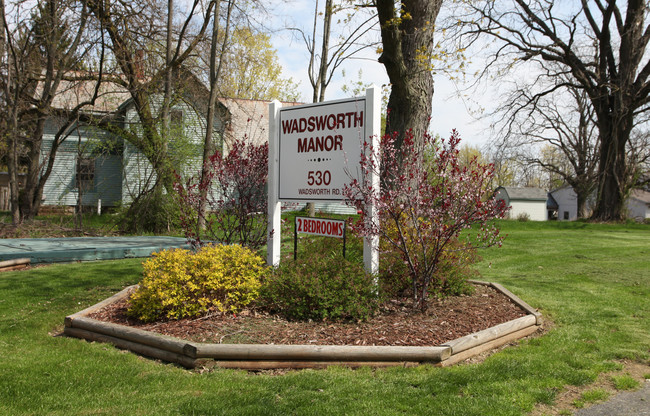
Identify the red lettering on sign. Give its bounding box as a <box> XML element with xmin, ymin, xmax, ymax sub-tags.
<box><xmin>295</xmin><ymin>217</ymin><xmax>345</xmax><ymax>238</ymax></box>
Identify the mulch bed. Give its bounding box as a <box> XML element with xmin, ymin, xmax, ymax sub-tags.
<box><xmin>89</xmin><ymin>284</ymin><xmax>528</xmax><ymax>347</ymax></box>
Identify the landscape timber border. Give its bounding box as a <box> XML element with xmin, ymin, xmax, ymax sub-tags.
<box><xmin>0</xmin><ymin>257</ymin><xmax>30</xmax><ymax>272</ymax></box>
<box><xmin>63</xmin><ymin>280</ymin><xmax>543</xmax><ymax>370</ymax></box>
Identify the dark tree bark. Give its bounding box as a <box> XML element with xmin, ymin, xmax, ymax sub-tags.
<box><xmin>375</xmin><ymin>0</ymin><xmax>443</xmax><ymax>147</ymax></box>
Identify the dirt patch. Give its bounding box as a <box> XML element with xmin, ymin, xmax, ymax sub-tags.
<box><xmin>0</xmin><ymin>219</ymin><xmax>107</xmax><ymax>239</ymax></box>
<box><xmin>530</xmin><ymin>361</ymin><xmax>650</xmax><ymax>416</ymax></box>
<box><xmin>89</xmin><ymin>284</ymin><xmax>529</xmax><ymax>347</ymax></box>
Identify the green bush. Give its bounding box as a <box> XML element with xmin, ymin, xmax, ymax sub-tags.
<box><xmin>127</xmin><ymin>244</ymin><xmax>267</xmax><ymax>322</ymax></box>
<box><xmin>259</xmin><ymin>237</ymin><xmax>379</xmax><ymax>322</ymax></box>
<box><xmin>117</xmin><ymin>186</ymin><xmax>181</xmax><ymax>234</ymax></box>
<box><xmin>379</xmin><ymin>237</ymin><xmax>477</xmax><ymax>299</ymax></box>
<box><xmin>516</xmin><ymin>212</ymin><xmax>531</xmax><ymax>222</ymax></box>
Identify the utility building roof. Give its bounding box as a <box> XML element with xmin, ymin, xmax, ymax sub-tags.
<box><xmin>496</xmin><ymin>187</ymin><xmax>548</xmax><ymax>201</ymax></box>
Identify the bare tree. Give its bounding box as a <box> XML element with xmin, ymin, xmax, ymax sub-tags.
<box><xmin>453</xmin><ymin>0</ymin><xmax>650</xmax><ymax>221</ymax></box>
<box><xmin>295</xmin><ymin>0</ymin><xmax>377</xmax><ymax>103</ymax></box>
<box><xmin>0</xmin><ymin>0</ymin><xmax>103</xmax><ymax>222</ymax></box>
<box><xmin>289</xmin><ymin>0</ymin><xmax>377</xmax><ymax>215</ymax></box>
<box><xmin>491</xmin><ymin>81</ymin><xmax>600</xmax><ymax>218</ymax></box>
<box><xmin>197</xmin><ymin>0</ymin><xmax>234</xmax><ymax>233</ymax></box>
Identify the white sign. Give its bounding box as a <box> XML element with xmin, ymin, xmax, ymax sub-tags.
<box><xmin>267</xmin><ymin>86</ymin><xmax>380</xmax><ymax>275</ymax></box>
<box><xmin>278</xmin><ymin>97</ymin><xmax>365</xmax><ymax>201</ymax></box>
<box><xmin>295</xmin><ymin>217</ymin><xmax>345</xmax><ymax>238</ymax></box>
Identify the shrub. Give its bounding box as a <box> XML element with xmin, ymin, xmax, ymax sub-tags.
<box><xmin>116</xmin><ymin>186</ymin><xmax>181</xmax><ymax>234</ymax></box>
<box><xmin>344</xmin><ymin>129</ymin><xmax>508</xmax><ymax>310</ymax></box>
<box><xmin>175</xmin><ymin>138</ymin><xmax>268</xmax><ymax>249</ymax></box>
<box><xmin>259</xmin><ymin>237</ymin><xmax>379</xmax><ymax>322</ymax></box>
<box><xmin>127</xmin><ymin>245</ymin><xmax>267</xmax><ymax>322</ymax></box>
<box><xmin>516</xmin><ymin>212</ymin><xmax>530</xmax><ymax>222</ymax></box>
<box><xmin>379</xmin><ymin>235</ymin><xmax>477</xmax><ymax>299</ymax></box>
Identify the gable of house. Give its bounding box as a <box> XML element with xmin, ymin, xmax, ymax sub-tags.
<box><xmin>118</xmin><ymin>95</ymin><xmax>219</xmax><ymax>204</ymax></box>
<box><xmin>550</xmin><ymin>186</ymin><xmax>579</xmax><ymax>221</ymax></box>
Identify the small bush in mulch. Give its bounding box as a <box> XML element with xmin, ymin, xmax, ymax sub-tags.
<box><xmin>127</xmin><ymin>244</ymin><xmax>267</xmax><ymax>322</ymax></box>
<box><xmin>379</xmin><ymin>237</ymin><xmax>479</xmax><ymax>300</ymax></box>
<box><xmin>259</xmin><ymin>238</ymin><xmax>380</xmax><ymax>322</ymax></box>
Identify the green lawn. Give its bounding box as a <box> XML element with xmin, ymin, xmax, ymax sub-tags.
<box><xmin>0</xmin><ymin>221</ymin><xmax>648</xmax><ymax>415</ymax></box>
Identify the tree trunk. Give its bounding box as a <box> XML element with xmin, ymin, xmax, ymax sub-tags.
<box><xmin>592</xmin><ymin>123</ymin><xmax>630</xmax><ymax>221</ymax></box>
<box><xmin>19</xmin><ymin>117</ymin><xmax>48</xmax><ymax>219</ymax></box>
<box><xmin>316</xmin><ymin>0</ymin><xmax>332</xmax><ymax>103</ymax></box>
<box><xmin>7</xmin><ymin>109</ymin><xmax>20</xmax><ymax>224</ymax></box>
<box><xmin>591</xmin><ymin>103</ymin><xmax>633</xmax><ymax>221</ymax></box>
<box><xmin>198</xmin><ymin>0</ymin><xmax>233</xmax><ymax>233</ymax></box>
<box><xmin>376</xmin><ymin>0</ymin><xmax>442</xmax><ymax>147</ymax></box>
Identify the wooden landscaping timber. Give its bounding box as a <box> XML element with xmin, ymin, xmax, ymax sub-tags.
<box><xmin>467</xmin><ymin>279</ymin><xmax>490</xmax><ymax>286</ymax></box>
<box><xmin>66</xmin><ymin>315</ymin><xmax>195</xmax><ymax>356</ymax></box>
<box><xmin>193</xmin><ymin>343</ymin><xmax>452</xmax><ymax>363</ymax></box>
<box><xmin>0</xmin><ymin>264</ymin><xmax>30</xmax><ymax>272</ymax></box>
<box><xmin>469</xmin><ymin>280</ymin><xmax>542</xmax><ymax>325</ymax></box>
<box><xmin>64</xmin><ymin>326</ymin><xmax>196</xmax><ymax>369</ymax></box>
<box><xmin>441</xmin><ymin>314</ymin><xmax>537</xmax><ymax>354</ymax></box>
<box><xmin>0</xmin><ymin>258</ymin><xmax>30</xmax><ymax>271</ymax></box>
<box><xmin>437</xmin><ymin>325</ymin><xmax>539</xmax><ymax>367</ymax></box>
<box><xmin>65</xmin><ymin>285</ymin><xmax>136</xmax><ymax>323</ymax></box>
<box><xmin>489</xmin><ymin>283</ymin><xmax>543</xmax><ymax>324</ymax></box>
<box><xmin>205</xmin><ymin>360</ymin><xmax>422</xmax><ymax>370</ymax></box>
<box><xmin>63</xmin><ymin>280</ymin><xmax>543</xmax><ymax>369</ymax></box>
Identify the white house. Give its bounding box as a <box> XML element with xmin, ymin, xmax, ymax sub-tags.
<box><xmin>495</xmin><ymin>186</ymin><xmax>548</xmax><ymax>221</ymax></box>
<box><xmin>549</xmin><ymin>185</ymin><xmax>581</xmax><ymax>221</ymax></box>
<box><xmin>549</xmin><ymin>186</ymin><xmax>649</xmax><ymax>222</ymax></box>
<box><xmin>627</xmin><ymin>189</ymin><xmax>650</xmax><ymax>221</ymax></box>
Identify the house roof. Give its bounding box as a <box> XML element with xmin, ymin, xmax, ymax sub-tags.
<box><xmin>497</xmin><ymin>186</ymin><xmax>548</xmax><ymax>201</ymax></box>
<box><xmin>37</xmin><ymin>70</ymin><xmax>306</xmax><ymax>145</ymax></box>
<box><xmin>546</xmin><ymin>192</ymin><xmax>559</xmax><ymax>210</ymax></box>
<box><xmin>630</xmin><ymin>189</ymin><xmax>650</xmax><ymax>205</ymax></box>
<box><xmin>34</xmin><ymin>72</ymin><xmax>130</xmax><ymax>114</ymax></box>
<box><xmin>218</xmin><ymin>98</ymin><xmax>302</xmax><ymax>146</ymax></box>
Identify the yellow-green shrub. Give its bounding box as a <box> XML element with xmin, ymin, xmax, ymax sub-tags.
<box><xmin>127</xmin><ymin>244</ymin><xmax>267</xmax><ymax>322</ymax></box>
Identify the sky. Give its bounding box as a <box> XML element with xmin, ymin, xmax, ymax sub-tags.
<box><xmin>266</xmin><ymin>0</ymin><xmax>492</xmax><ymax>148</ymax></box>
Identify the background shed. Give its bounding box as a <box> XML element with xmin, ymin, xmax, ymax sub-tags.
<box><xmin>495</xmin><ymin>187</ymin><xmax>548</xmax><ymax>221</ymax></box>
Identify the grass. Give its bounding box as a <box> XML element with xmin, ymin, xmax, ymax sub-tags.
<box><xmin>610</xmin><ymin>374</ymin><xmax>640</xmax><ymax>391</ymax></box>
<box><xmin>0</xmin><ymin>220</ymin><xmax>649</xmax><ymax>415</ymax></box>
<box><xmin>572</xmin><ymin>388</ymin><xmax>609</xmax><ymax>408</ymax></box>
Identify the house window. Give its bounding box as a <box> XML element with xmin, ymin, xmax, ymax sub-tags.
<box><xmin>76</xmin><ymin>157</ymin><xmax>95</xmax><ymax>191</ymax></box>
<box><xmin>563</xmin><ymin>211</ymin><xmax>569</xmax><ymax>220</ymax></box>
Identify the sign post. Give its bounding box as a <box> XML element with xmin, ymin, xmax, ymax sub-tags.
<box><xmin>363</xmin><ymin>86</ymin><xmax>380</xmax><ymax>276</ymax></box>
<box><xmin>267</xmin><ymin>86</ymin><xmax>380</xmax><ymax>274</ymax></box>
<box><xmin>267</xmin><ymin>100</ymin><xmax>282</xmax><ymax>267</ymax></box>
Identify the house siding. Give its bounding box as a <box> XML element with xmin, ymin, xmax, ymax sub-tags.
<box><xmin>508</xmin><ymin>200</ymin><xmax>547</xmax><ymax>221</ymax></box>
<box><xmin>627</xmin><ymin>199</ymin><xmax>650</xmax><ymax>221</ymax></box>
<box><xmin>495</xmin><ymin>187</ymin><xmax>547</xmax><ymax>221</ymax></box>
<box><xmin>40</xmin><ymin>120</ymin><xmax>123</xmax><ymax>207</ymax></box>
<box><xmin>552</xmin><ymin>187</ymin><xmax>579</xmax><ymax>221</ymax></box>
<box><xmin>121</xmin><ymin>98</ymin><xmax>220</xmax><ymax>204</ymax></box>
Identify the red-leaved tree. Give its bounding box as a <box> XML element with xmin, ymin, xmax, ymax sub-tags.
<box><xmin>175</xmin><ymin>137</ymin><xmax>268</xmax><ymax>249</ymax></box>
<box><xmin>344</xmin><ymin>129</ymin><xmax>509</xmax><ymax>310</ymax></box>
